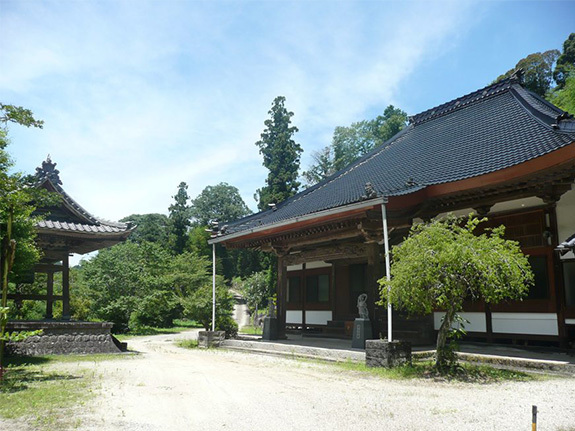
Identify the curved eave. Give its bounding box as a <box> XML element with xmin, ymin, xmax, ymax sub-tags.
<box><xmin>39</xmin><ymin>178</ymin><xmax>129</xmax><ymax>229</ymax></box>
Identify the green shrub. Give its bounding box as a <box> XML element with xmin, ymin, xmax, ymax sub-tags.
<box><xmin>128</xmin><ymin>291</ymin><xmax>181</xmax><ymax>330</ymax></box>
<box><xmin>216</xmin><ymin>315</ymin><xmax>238</xmax><ymax>339</ymax></box>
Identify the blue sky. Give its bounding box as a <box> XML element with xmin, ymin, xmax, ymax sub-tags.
<box><xmin>1</xmin><ymin>0</ymin><xmax>574</xmax><ymax>223</ymax></box>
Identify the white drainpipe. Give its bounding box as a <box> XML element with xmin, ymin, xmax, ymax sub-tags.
<box><xmin>381</xmin><ymin>198</ymin><xmax>392</xmax><ymax>341</ymax></box>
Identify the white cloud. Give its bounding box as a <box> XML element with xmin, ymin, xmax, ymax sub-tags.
<box><xmin>1</xmin><ymin>0</ymin><xmax>479</xmax><ymax>222</ymax></box>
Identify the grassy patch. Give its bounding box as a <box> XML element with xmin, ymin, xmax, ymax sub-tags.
<box><xmin>176</xmin><ymin>339</ymin><xmax>199</xmax><ymax>349</ymax></box>
<box><xmin>0</xmin><ymin>353</ymin><xmax>130</xmax><ymax>430</ymax></box>
<box><xmin>331</xmin><ymin>360</ymin><xmax>538</xmax><ymax>383</ymax></box>
<box><xmin>0</xmin><ymin>362</ymin><xmax>90</xmax><ymax>429</ymax></box>
<box><xmin>239</xmin><ymin>325</ymin><xmax>262</xmax><ymax>335</ymax></box>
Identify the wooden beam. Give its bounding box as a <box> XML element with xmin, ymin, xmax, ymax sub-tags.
<box><xmin>284</xmin><ymin>243</ymin><xmax>370</xmax><ymax>266</ymax></box>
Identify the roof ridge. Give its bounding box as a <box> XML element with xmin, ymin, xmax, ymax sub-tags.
<box><xmin>409</xmin><ymin>76</ymin><xmax>518</xmax><ymax>126</ymax></box>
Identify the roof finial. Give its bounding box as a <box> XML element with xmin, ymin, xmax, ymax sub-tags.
<box><xmin>511</xmin><ymin>68</ymin><xmax>524</xmax><ymax>84</ymax></box>
<box><xmin>35</xmin><ymin>156</ymin><xmax>62</xmax><ymax>185</ymax></box>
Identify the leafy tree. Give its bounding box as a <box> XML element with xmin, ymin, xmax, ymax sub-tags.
<box><xmin>75</xmin><ymin>241</ymin><xmax>213</xmax><ymax>332</ymax></box>
<box><xmin>182</xmin><ymin>283</ymin><xmax>236</xmax><ymax>335</ymax></box>
<box><xmin>379</xmin><ymin>215</ymin><xmax>533</xmax><ymax>372</ymax></box>
<box><xmin>190</xmin><ymin>182</ymin><xmax>251</xmax><ymax>226</ymax></box>
<box><xmin>553</xmin><ymin>33</ymin><xmax>575</xmax><ymax>89</ymax></box>
<box><xmin>495</xmin><ymin>50</ymin><xmax>560</xmax><ymax>97</ymax></box>
<box><xmin>120</xmin><ymin>213</ymin><xmax>169</xmax><ymax>247</ymax></box>
<box><xmin>303</xmin><ymin>106</ymin><xmax>408</xmax><ymax>186</ymax></box>
<box><xmin>255</xmin><ymin>96</ymin><xmax>302</xmax><ymax>210</ymax></box>
<box><xmin>188</xmin><ymin>225</ymin><xmax>212</xmax><ymax>259</ymax></box>
<box><xmin>168</xmin><ymin>182</ymin><xmax>191</xmax><ymax>255</ymax></box>
<box><xmin>1</xmin><ymin>103</ymin><xmax>56</xmax><ymax>378</ymax></box>
<box><xmin>233</xmin><ymin>270</ymin><xmax>272</xmax><ymax>323</ymax></box>
<box><xmin>301</xmin><ymin>147</ymin><xmax>335</xmax><ymax>186</ymax></box>
<box><xmin>548</xmin><ymin>73</ymin><xmax>575</xmax><ymax>114</ymax></box>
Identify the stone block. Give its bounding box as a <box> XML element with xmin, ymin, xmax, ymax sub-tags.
<box><xmin>351</xmin><ymin>318</ymin><xmax>373</xmax><ymax>349</ymax></box>
<box><xmin>262</xmin><ymin>317</ymin><xmax>278</xmax><ymax>340</ymax></box>
<box><xmin>198</xmin><ymin>331</ymin><xmax>226</xmax><ymax>348</ymax></box>
<box><xmin>365</xmin><ymin>339</ymin><xmax>412</xmax><ymax>368</ymax></box>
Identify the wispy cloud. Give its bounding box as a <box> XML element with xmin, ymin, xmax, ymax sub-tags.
<box><xmin>2</xmin><ymin>0</ymin><xmax>478</xmax><ymax>221</ymax></box>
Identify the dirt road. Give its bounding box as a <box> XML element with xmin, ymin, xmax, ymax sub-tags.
<box><xmin>49</xmin><ymin>330</ymin><xmax>572</xmax><ymax>431</ymax></box>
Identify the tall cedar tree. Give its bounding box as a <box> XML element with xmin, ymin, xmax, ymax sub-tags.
<box><xmin>168</xmin><ymin>182</ymin><xmax>191</xmax><ymax>255</ymax></box>
<box><xmin>255</xmin><ymin>96</ymin><xmax>302</xmax><ymax>211</ymax></box>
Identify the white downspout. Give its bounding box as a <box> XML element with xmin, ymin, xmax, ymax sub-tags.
<box><xmin>212</xmin><ymin>242</ymin><xmax>216</xmax><ymax>332</ymax></box>
<box><xmin>381</xmin><ymin>198</ymin><xmax>392</xmax><ymax>342</ymax></box>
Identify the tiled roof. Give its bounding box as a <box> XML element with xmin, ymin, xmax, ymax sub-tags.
<box><xmin>34</xmin><ymin>157</ymin><xmax>132</xmax><ymax>235</ymax></box>
<box><xmin>36</xmin><ymin>219</ymin><xmax>127</xmax><ymax>234</ymax></box>
<box><xmin>219</xmin><ymin>77</ymin><xmax>575</xmax><ymax>240</ymax></box>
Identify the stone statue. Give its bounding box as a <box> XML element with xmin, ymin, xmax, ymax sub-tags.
<box><xmin>357</xmin><ymin>293</ymin><xmax>369</xmax><ymax>320</ymax></box>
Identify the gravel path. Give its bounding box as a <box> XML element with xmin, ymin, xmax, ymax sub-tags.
<box><xmin>3</xmin><ymin>331</ymin><xmax>574</xmax><ymax>430</ymax></box>
<box><xmin>68</xmin><ymin>331</ymin><xmax>575</xmax><ymax>431</ymax></box>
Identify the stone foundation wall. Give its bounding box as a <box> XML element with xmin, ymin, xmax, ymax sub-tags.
<box><xmin>6</xmin><ymin>321</ymin><xmax>123</xmax><ymax>356</ymax></box>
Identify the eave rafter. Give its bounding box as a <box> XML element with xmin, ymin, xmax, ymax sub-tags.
<box><xmin>416</xmin><ymin>165</ymin><xmax>575</xmax><ymax>218</ymax></box>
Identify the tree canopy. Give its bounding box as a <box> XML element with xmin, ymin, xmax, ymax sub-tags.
<box><xmin>120</xmin><ymin>213</ymin><xmax>170</xmax><ymax>246</ymax></box>
<box><xmin>255</xmin><ymin>96</ymin><xmax>302</xmax><ymax>210</ymax></box>
<box><xmin>553</xmin><ymin>33</ymin><xmax>575</xmax><ymax>89</ymax></box>
<box><xmin>190</xmin><ymin>182</ymin><xmax>251</xmax><ymax>226</ymax></box>
<box><xmin>495</xmin><ymin>50</ymin><xmax>559</xmax><ymax>97</ymax></box>
<box><xmin>379</xmin><ymin>215</ymin><xmax>533</xmax><ymax>371</ymax></box>
<box><xmin>303</xmin><ymin>105</ymin><xmax>408</xmax><ymax>186</ymax></box>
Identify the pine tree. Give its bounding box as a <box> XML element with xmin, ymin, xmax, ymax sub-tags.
<box><xmin>255</xmin><ymin>96</ymin><xmax>302</xmax><ymax>211</ymax></box>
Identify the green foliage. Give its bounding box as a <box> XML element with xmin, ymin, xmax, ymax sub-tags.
<box><xmin>379</xmin><ymin>215</ymin><xmax>533</xmax><ymax>372</ymax></box>
<box><xmin>255</xmin><ymin>96</ymin><xmax>302</xmax><ymax>210</ymax></box>
<box><xmin>75</xmin><ymin>241</ymin><xmax>213</xmax><ymax>333</ymax></box>
<box><xmin>548</xmin><ymin>73</ymin><xmax>575</xmax><ymax>114</ymax></box>
<box><xmin>182</xmin><ymin>283</ymin><xmax>235</xmax><ymax>333</ymax></box>
<box><xmin>233</xmin><ymin>270</ymin><xmax>272</xmax><ymax>313</ymax></box>
<box><xmin>190</xmin><ymin>182</ymin><xmax>251</xmax><ymax>226</ymax></box>
<box><xmin>303</xmin><ymin>105</ymin><xmax>408</xmax><ymax>185</ymax></box>
<box><xmin>168</xmin><ymin>182</ymin><xmax>191</xmax><ymax>255</ymax></box>
<box><xmin>128</xmin><ymin>290</ymin><xmax>181</xmax><ymax>330</ymax></box>
<box><xmin>1</xmin><ymin>103</ymin><xmax>58</xmax><ymax>379</ymax></box>
<box><xmin>332</xmin><ymin>359</ymin><xmax>535</xmax><ymax>383</ymax></box>
<box><xmin>176</xmin><ymin>338</ymin><xmax>199</xmax><ymax>349</ymax></box>
<box><xmin>120</xmin><ymin>213</ymin><xmax>170</xmax><ymax>247</ymax></box>
<box><xmin>553</xmin><ymin>33</ymin><xmax>575</xmax><ymax>89</ymax></box>
<box><xmin>496</xmin><ymin>50</ymin><xmax>559</xmax><ymax>97</ymax></box>
<box><xmin>188</xmin><ymin>225</ymin><xmax>212</xmax><ymax>258</ymax></box>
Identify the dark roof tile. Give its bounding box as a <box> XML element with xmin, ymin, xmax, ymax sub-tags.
<box><xmin>221</xmin><ymin>78</ymin><xmax>575</xmax><ymax>238</ymax></box>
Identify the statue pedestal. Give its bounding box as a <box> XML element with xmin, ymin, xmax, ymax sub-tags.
<box><xmin>262</xmin><ymin>316</ymin><xmax>278</xmax><ymax>340</ymax></box>
<box><xmin>351</xmin><ymin>318</ymin><xmax>372</xmax><ymax>349</ymax></box>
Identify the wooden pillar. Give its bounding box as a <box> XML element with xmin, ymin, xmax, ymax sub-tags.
<box><xmin>366</xmin><ymin>242</ymin><xmax>382</xmax><ymax>338</ymax></box>
<box><xmin>485</xmin><ymin>303</ymin><xmax>493</xmax><ymax>343</ymax></box>
<box><xmin>45</xmin><ymin>271</ymin><xmax>54</xmax><ymax>319</ymax></box>
<box><xmin>277</xmin><ymin>255</ymin><xmax>287</xmax><ymax>339</ymax></box>
<box><xmin>548</xmin><ymin>204</ymin><xmax>568</xmax><ymax>347</ymax></box>
<box><xmin>301</xmin><ymin>263</ymin><xmax>307</xmax><ymax>331</ymax></box>
<box><xmin>62</xmin><ymin>255</ymin><xmax>70</xmax><ymax>320</ymax></box>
